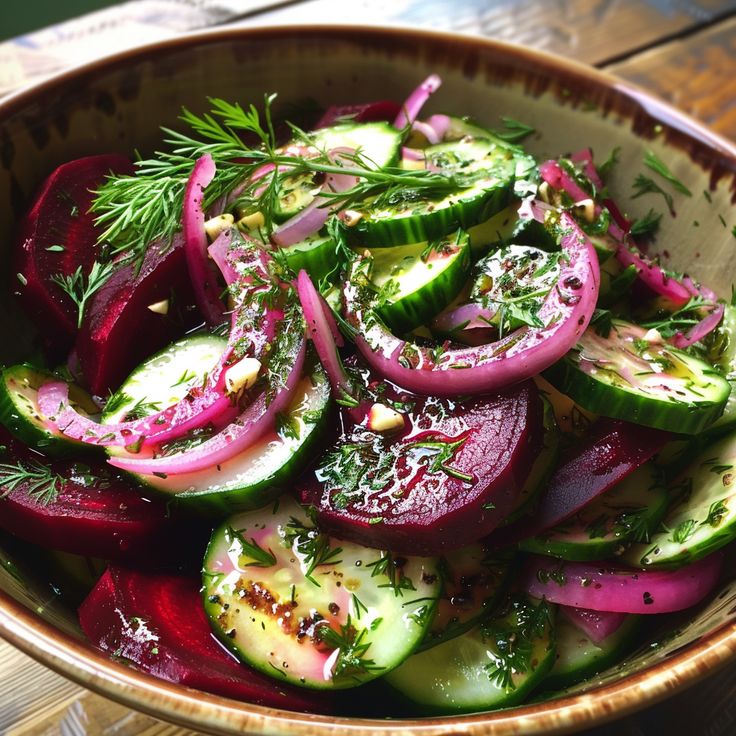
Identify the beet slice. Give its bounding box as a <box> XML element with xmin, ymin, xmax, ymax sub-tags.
<box><xmin>0</xmin><ymin>428</ymin><xmax>187</xmax><ymax>562</ymax></box>
<box><xmin>79</xmin><ymin>566</ymin><xmax>334</xmax><ymax>713</ymax></box>
<box><xmin>300</xmin><ymin>378</ymin><xmax>541</xmax><ymax>555</ymax></box>
<box><xmin>489</xmin><ymin>419</ymin><xmax>671</xmax><ymax>548</ymax></box>
<box><xmin>12</xmin><ymin>154</ymin><xmax>134</xmax><ymax>354</ymax></box>
<box><xmin>75</xmin><ymin>235</ymin><xmax>198</xmax><ymax>395</ymax></box>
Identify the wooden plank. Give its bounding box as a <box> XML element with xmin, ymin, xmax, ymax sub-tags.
<box><xmin>245</xmin><ymin>0</ymin><xmax>736</xmax><ymax>66</ymax></box>
<box><xmin>606</xmin><ymin>14</ymin><xmax>736</xmax><ymax>141</ymax></box>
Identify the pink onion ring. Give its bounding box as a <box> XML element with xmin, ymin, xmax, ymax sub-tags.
<box><xmin>344</xmin><ymin>211</ymin><xmax>599</xmax><ymax>396</ymax></box>
<box><xmin>393</xmin><ymin>74</ymin><xmax>442</xmax><ymax>130</ymax></box>
<box><xmin>183</xmin><ymin>154</ymin><xmax>226</xmax><ymax>325</ymax></box>
<box><xmin>108</xmin><ymin>326</ymin><xmax>307</xmax><ymax>476</ymax></box>
<box><xmin>523</xmin><ymin>553</ymin><xmax>723</xmax><ymax>614</ymax></box>
<box><xmin>296</xmin><ymin>270</ymin><xmax>363</xmax><ymax>422</ymax></box>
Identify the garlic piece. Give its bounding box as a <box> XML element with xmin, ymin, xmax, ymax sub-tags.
<box><xmin>225</xmin><ymin>357</ymin><xmax>262</xmax><ymax>395</ymax></box>
<box><xmin>147</xmin><ymin>299</ymin><xmax>170</xmax><ymax>315</ymax></box>
<box><xmin>237</xmin><ymin>211</ymin><xmax>265</xmax><ymax>230</ymax></box>
<box><xmin>368</xmin><ymin>403</ymin><xmax>405</xmax><ymax>433</ymax></box>
<box><xmin>204</xmin><ymin>213</ymin><xmax>234</xmax><ymax>240</ymax></box>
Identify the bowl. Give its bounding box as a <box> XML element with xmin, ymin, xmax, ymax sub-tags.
<box><xmin>2</xmin><ymin>24</ymin><xmax>736</xmax><ymax>736</ymax></box>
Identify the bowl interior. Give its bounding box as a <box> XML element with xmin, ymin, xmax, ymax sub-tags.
<box><xmin>2</xmin><ymin>25</ymin><xmax>736</xmax><ymax>735</ymax></box>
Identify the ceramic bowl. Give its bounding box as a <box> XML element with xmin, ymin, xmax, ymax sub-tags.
<box><xmin>2</xmin><ymin>24</ymin><xmax>736</xmax><ymax>736</ymax></box>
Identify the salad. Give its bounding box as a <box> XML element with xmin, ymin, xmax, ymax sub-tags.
<box><xmin>2</xmin><ymin>73</ymin><xmax>735</xmax><ymax>715</ymax></box>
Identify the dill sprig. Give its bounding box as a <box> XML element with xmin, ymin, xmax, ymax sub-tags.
<box><xmin>315</xmin><ymin>616</ymin><xmax>383</xmax><ymax>682</ymax></box>
<box><xmin>91</xmin><ymin>94</ymin><xmax>458</xmax><ymax>269</ymax></box>
<box><xmin>0</xmin><ymin>460</ymin><xmax>62</xmax><ymax>506</ymax></box>
<box><xmin>51</xmin><ymin>261</ymin><xmax>115</xmax><ymax>328</ymax></box>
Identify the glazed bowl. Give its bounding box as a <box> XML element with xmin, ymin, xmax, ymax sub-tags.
<box><xmin>2</xmin><ymin>24</ymin><xmax>736</xmax><ymax>736</ymax></box>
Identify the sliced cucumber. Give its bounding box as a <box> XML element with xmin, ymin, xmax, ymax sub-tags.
<box><xmin>349</xmin><ymin>138</ymin><xmax>517</xmax><ymax>247</ymax></box>
<box><xmin>116</xmin><ymin>370</ymin><xmax>331</xmax><ymax>514</ymax></box>
<box><xmin>625</xmin><ymin>430</ymin><xmax>736</xmax><ymax>569</ymax></box>
<box><xmin>503</xmin><ymin>395</ymin><xmax>560</xmax><ymax>525</ymax></box>
<box><xmin>520</xmin><ymin>463</ymin><xmax>669</xmax><ymax>562</ymax></box>
<box><xmin>202</xmin><ymin>496</ymin><xmax>441</xmax><ymax>689</ymax></box>
<box><xmin>466</xmin><ymin>203</ymin><xmax>518</xmax><ymax>257</ymax></box>
<box><xmin>102</xmin><ymin>333</ymin><xmax>226</xmax><ymax>423</ymax></box>
<box><xmin>544</xmin><ymin>319</ymin><xmax>731</xmax><ymax>434</ymax></box>
<box><xmin>367</xmin><ymin>229</ymin><xmax>471</xmax><ymax>333</ymax></box>
<box><xmin>311</xmin><ymin>121</ymin><xmax>402</xmax><ymax>170</ymax></box>
<box><xmin>543</xmin><ymin>614</ymin><xmax>640</xmax><ymax>691</ymax></box>
<box><xmin>0</xmin><ymin>364</ymin><xmax>100</xmax><ymax>457</ymax></box>
<box><xmin>384</xmin><ymin>594</ymin><xmax>555</xmax><ymax>713</ymax></box>
<box><xmin>281</xmin><ymin>233</ymin><xmax>339</xmax><ymax>284</ymax></box>
<box><xmin>419</xmin><ymin>546</ymin><xmax>514</xmax><ymax>651</ymax></box>
<box><xmin>470</xmin><ymin>244</ymin><xmax>562</xmax><ymax>335</ymax></box>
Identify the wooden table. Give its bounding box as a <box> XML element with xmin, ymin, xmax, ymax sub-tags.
<box><xmin>1</xmin><ymin>1</ymin><xmax>736</xmax><ymax>733</ymax></box>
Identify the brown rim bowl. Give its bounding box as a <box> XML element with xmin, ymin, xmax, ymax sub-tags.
<box><xmin>2</xmin><ymin>24</ymin><xmax>736</xmax><ymax>736</ymax></box>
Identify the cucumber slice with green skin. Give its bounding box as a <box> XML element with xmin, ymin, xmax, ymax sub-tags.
<box><xmin>466</xmin><ymin>203</ymin><xmax>518</xmax><ymax>257</ymax></box>
<box><xmin>543</xmin><ymin>613</ymin><xmax>640</xmax><ymax>691</ymax></box>
<box><xmin>624</xmin><ymin>431</ymin><xmax>736</xmax><ymax>569</ymax></box>
<box><xmin>101</xmin><ymin>333</ymin><xmax>227</xmax><ymax>423</ymax></box>
<box><xmin>113</xmin><ymin>370</ymin><xmax>332</xmax><ymax>514</ymax></box>
<box><xmin>281</xmin><ymin>234</ymin><xmax>339</xmax><ymax>285</ymax></box>
<box><xmin>384</xmin><ymin>594</ymin><xmax>555</xmax><ymax>713</ymax></box>
<box><xmin>0</xmin><ymin>364</ymin><xmax>100</xmax><ymax>457</ymax></box>
<box><xmin>202</xmin><ymin>496</ymin><xmax>441</xmax><ymax>690</ymax></box>
<box><xmin>368</xmin><ymin>229</ymin><xmax>471</xmax><ymax>333</ymax></box>
<box><xmin>419</xmin><ymin>547</ymin><xmax>514</xmax><ymax>651</ymax></box>
<box><xmin>311</xmin><ymin>121</ymin><xmax>402</xmax><ymax>170</ymax></box>
<box><xmin>349</xmin><ymin>138</ymin><xmax>517</xmax><ymax>247</ymax></box>
<box><xmin>544</xmin><ymin>319</ymin><xmax>731</xmax><ymax>434</ymax></box>
<box><xmin>520</xmin><ymin>463</ymin><xmax>669</xmax><ymax>562</ymax></box>
<box><xmin>503</xmin><ymin>395</ymin><xmax>560</xmax><ymax>525</ymax></box>
<box><xmin>470</xmin><ymin>244</ymin><xmax>563</xmax><ymax>335</ymax></box>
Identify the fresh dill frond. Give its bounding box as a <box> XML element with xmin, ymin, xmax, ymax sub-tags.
<box><xmin>0</xmin><ymin>460</ymin><xmax>62</xmax><ymax>506</ymax></box>
<box><xmin>51</xmin><ymin>260</ymin><xmax>115</xmax><ymax>327</ymax></box>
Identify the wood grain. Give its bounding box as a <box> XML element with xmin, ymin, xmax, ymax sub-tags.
<box><xmin>606</xmin><ymin>14</ymin><xmax>736</xmax><ymax>142</ymax></box>
<box><xmin>247</xmin><ymin>0</ymin><xmax>736</xmax><ymax>65</ymax></box>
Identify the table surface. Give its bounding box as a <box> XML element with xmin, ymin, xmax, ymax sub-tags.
<box><xmin>1</xmin><ymin>0</ymin><xmax>736</xmax><ymax>734</ymax></box>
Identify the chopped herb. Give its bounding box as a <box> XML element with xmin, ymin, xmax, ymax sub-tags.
<box><xmin>629</xmin><ymin>208</ymin><xmax>662</xmax><ymax>238</ymax></box>
<box><xmin>366</xmin><ymin>552</ymin><xmax>416</xmax><ymax>597</ymax></box>
<box><xmin>315</xmin><ymin>616</ymin><xmax>383</xmax><ymax>682</ymax></box>
<box><xmin>225</xmin><ymin>526</ymin><xmax>277</xmax><ymax>567</ymax></box>
<box><xmin>494</xmin><ymin>117</ymin><xmax>535</xmax><ymax>143</ymax></box>
<box><xmin>703</xmin><ymin>499</ymin><xmax>729</xmax><ymax>528</ymax></box>
<box><xmin>597</xmin><ymin>146</ymin><xmax>621</xmax><ymax>181</ymax></box>
<box><xmin>51</xmin><ymin>260</ymin><xmax>115</xmax><ymax>328</ymax></box>
<box><xmin>590</xmin><ymin>308</ymin><xmax>613</xmax><ymax>338</ymax></box>
<box><xmin>275</xmin><ymin>411</ymin><xmax>300</xmax><ymax>441</ymax></box>
<box><xmin>670</xmin><ymin>518</ymin><xmax>698</xmax><ymax>545</ymax></box>
<box><xmin>643</xmin><ymin>150</ymin><xmax>692</xmax><ymax>196</ymax></box>
<box><xmin>284</xmin><ymin>514</ymin><xmax>343</xmax><ymax>586</ymax></box>
<box><xmin>0</xmin><ymin>460</ymin><xmax>62</xmax><ymax>506</ymax></box>
<box><xmin>632</xmin><ymin>174</ymin><xmax>674</xmax><ymax>213</ymax></box>
<box><xmin>406</xmin><ymin>436</ymin><xmax>473</xmax><ymax>483</ymax></box>
<box><xmin>45</xmin><ymin>245</ymin><xmax>66</xmax><ymax>252</ymax></box>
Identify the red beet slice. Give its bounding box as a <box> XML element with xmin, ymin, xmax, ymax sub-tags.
<box><xmin>75</xmin><ymin>235</ymin><xmax>198</xmax><ymax>395</ymax></box>
<box><xmin>79</xmin><ymin>566</ymin><xmax>334</xmax><ymax>713</ymax></box>
<box><xmin>0</xmin><ymin>428</ymin><xmax>183</xmax><ymax>561</ymax></box>
<box><xmin>12</xmin><ymin>154</ymin><xmax>134</xmax><ymax>354</ymax></box>
<box><xmin>490</xmin><ymin>419</ymin><xmax>670</xmax><ymax>547</ymax></box>
<box><xmin>300</xmin><ymin>379</ymin><xmax>542</xmax><ymax>555</ymax></box>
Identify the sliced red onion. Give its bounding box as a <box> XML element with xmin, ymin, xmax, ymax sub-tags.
<box><xmin>108</xmin><ymin>328</ymin><xmax>307</xmax><ymax>476</ymax></box>
<box><xmin>38</xmin><ymin>244</ymin><xmax>281</xmax><ymax>450</ymax></box>
<box><xmin>344</xmin><ymin>211</ymin><xmax>599</xmax><ymax>396</ymax></box>
<box><xmin>207</xmin><ymin>227</ymin><xmax>238</xmax><ymax>285</ymax></box>
<box><xmin>672</xmin><ymin>303</ymin><xmax>725</xmax><ymax>348</ymax></box>
<box><xmin>616</xmin><ymin>246</ymin><xmax>692</xmax><ymax>307</ymax></box>
<box><xmin>570</xmin><ymin>148</ymin><xmax>603</xmax><ymax>190</ymax></box>
<box><xmin>296</xmin><ymin>270</ymin><xmax>363</xmax><ymax>421</ymax></box>
<box><xmin>183</xmin><ymin>154</ymin><xmax>226</xmax><ymax>326</ymax></box>
<box><xmin>401</xmin><ymin>147</ymin><xmax>425</xmax><ymax>162</ymax></box>
<box><xmin>393</xmin><ymin>74</ymin><xmax>442</xmax><ymax>130</ymax></box>
<box><xmin>559</xmin><ymin>605</ymin><xmax>628</xmax><ymax>645</ymax></box>
<box><xmin>523</xmin><ymin>553</ymin><xmax>723</xmax><ymax>614</ymax></box>
<box><xmin>271</xmin><ymin>150</ymin><xmax>358</xmax><ymax>248</ymax></box>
